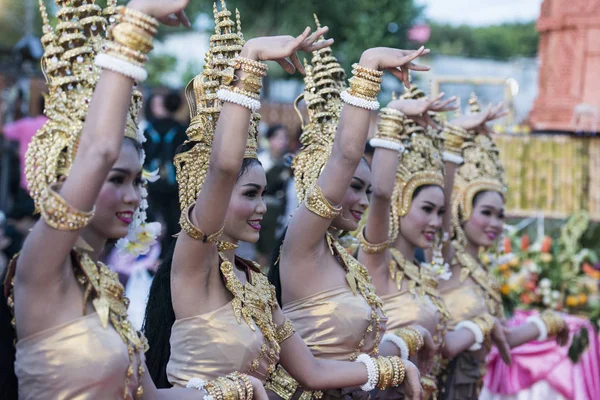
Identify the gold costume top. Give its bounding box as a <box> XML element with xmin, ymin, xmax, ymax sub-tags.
<box><xmin>14</xmin><ymin>312</ymin><xmax>142</xmax><ymax>400</ymax></box>
<box><xmin>167</xmin><ymin>256</ymin><xmax>280</xmax><ymax>386</ymax></box>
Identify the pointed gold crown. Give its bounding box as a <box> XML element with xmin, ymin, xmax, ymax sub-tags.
<box><xmin>468</xmin><ymin>92</ymin><xmax>481</xmax><ymax>114</ymax></box>
<box><xmin>451</xmin><ymin>133</ymin><xmax>505</xmax><ymax>242</ymax></box>
<box><xmin>389</xmin><ymin>85</ymin><xmax>444</xmax><ymax>240</ymax></box>
<box><xmin>174</xmin><ymin>1</ymin><xmax>251</xmax><ymax>213</ymax></box>
<box><xmin>292</xmin><ymin>14</ymin><xmax>346</xmax><ymax>203</ymax></box>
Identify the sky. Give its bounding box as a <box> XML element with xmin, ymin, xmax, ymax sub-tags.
<box><xmin>416</xmin><ymin>0</ymin><xmax>544</xmax><ymax>26</ymax></box>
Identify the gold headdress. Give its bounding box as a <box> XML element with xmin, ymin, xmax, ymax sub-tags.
<box><xmin>451</xmin><ymin>133</ymin><xmax>505</xmax><ymax>245</ymax></box>
<box><xmin>175</xmin><ymin>1</ymin><xmax>257</xmax><ymax>213</ymax></box>
<box><xmin>26</xmin><ymin>0</ymin><xmax>141</xmax><ymax>209</ymax></box>
<box><xmin>389</xmin><ymin>85</ymin><xmax>444</xmax><ymax>240</ymax></box>
<box><xmin>292</xmin><ymin>14</ymin><xmax>346</xmax><ymax>202</ymax></box>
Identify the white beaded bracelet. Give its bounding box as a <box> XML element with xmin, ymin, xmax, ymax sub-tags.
<box><xmin>355</xmin><ymin>353</ymin><xmax>378</xmax><ymax>391</ymax></box>
<box><xmin>382</xmin><ymin>333</ymin><xmax>410</xmax><ymax>360</ymax></box>
<box><xmin>370</xmin><ymin>138</ymin><xmax>405</xmax><ymax>153</ymax></box>
<box><xmin>526</xmin><ymin>315</ymin><xmax>548</xmax><ymax>341</ymax></box>
<box><xmin>442</xmin><ymin>151</ymin><xmax>464</xmax><ymax>165</ymax></box>
<box><xmin>341</xmin><ymin>90</ymin><xmax>380</xmax><ymax>111</ymax></box>
<box><xmin>456</xmin><ymin>320</ymin><xmax>484</xmax><ymax>351</ymax></box>
<box><xmin>95</xmin><ymin>53</ymin><xmax>148</xmax><ymax>82</ymax></box>
<box><xmin>217</xmin><ymin>88</ymin><xmax>261</xmax><ymax>112</ymax></box>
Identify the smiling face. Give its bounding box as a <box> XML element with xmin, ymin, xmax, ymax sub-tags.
<box><xmin>399</xmin><ymin>185</ymin><xmax>445</xmax><ymax>249</ymax></box>
<box><xmin>222</xmin><ymin>160</ymin><xmax>267</xmax><ymax>244</ymax></box>
<box><xmin>463</xmin><ymin>190</ymin><xmax>505</xmax><ymax>249</ymax></box>
<box><xmin>330</xmin><ymin>158</ymin><xmax>371</xmax><ymax>232</ymax></box>
<box><xmin>88</xmin><ymin>139</ymin><xmax>143</xmax><ymax>240</ymax></box>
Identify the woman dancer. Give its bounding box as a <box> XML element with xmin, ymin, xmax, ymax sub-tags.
<box><xmin>143</xmin><ymin>3</ymin><xmax>423</xmax><ymax>396</ymax></box>
<box><xmin>438</xmin><ymin>98</ymin><xmax>570</xmax><ymax>399</ymax></box>
<box><xmin>0</xmin><ymin>0</ymin><xmax>267</xmax><ymax>398</ymax></box>
<box><xmin>267</xmin><ymin>20</ymin><xmax>432</xmax><ymax>400</ymax></box>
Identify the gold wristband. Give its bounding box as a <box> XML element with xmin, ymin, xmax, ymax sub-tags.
<box><xmin>230</xmin><ymin>56</ymin><xmax>268</xmax><ymax>77</ymax></box>
<box><xmin>352</xmin><ymin>63</ymin><xmax>384</xmax><ymax>78</ymax></box>
<box><xmin>40</xmin><ymin>183</ymin><xmax>95</xmax><ymax>230</ymax></box>
<box><xmin>119</xmin><ymin>6</ymin><xmax>159</xmax><ymax>30</ymax></box>
<box><xmin>305</xmin><ymin>184</ymin><xmax>342</xmax><ymax>219</ymax></box>
<box><xmin>111</xmin><ymin>22</ymin><xmax>154</xmax><ymax>54</ymax></box>
<box><xmin>357</xmin><ymin>226</ymin><xmax>390</xmax><ymax>254</ymax></box>
<box><xmin>275</xmin><ymin>318</ymin><xmax>296</xmax><ymax>344</ymax></box>
<box><xmin>389</xmin><ymin>356</ymin><xmax>403</xmax><ymax>387</ymax></box>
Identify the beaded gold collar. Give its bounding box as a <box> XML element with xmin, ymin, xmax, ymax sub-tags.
<box><xmin>326</xmin><ymin>232</ymin><xmax>384</xmax><ymax>360</ymax></box>
<box><xmin>219</xmin><ymin>253</ymin><xmax>280</xmax><ymax>375</ymax></box>
<box><xmin>452</xmin><ymin>241</ymin><xmax>502</xmax><ymax>317</ymax></box>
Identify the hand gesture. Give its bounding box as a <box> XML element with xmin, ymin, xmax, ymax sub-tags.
<box><xmin>555</xmin><ymin>323</ymin><xmax>570</xmax><ymax>347</ymax></box>
<box><xmin>127</xmin><ymin>0</ymin><xmax>191</xmax><ymax>27</ymax></box>
<box><xmin>401</xmin><ymin>359</ymin><xmax>424</xmax><ymax>400</ymax></box>
<box><xmin>359</xmin><ymin>47</ymin><xmax>431</xmax><ymax>88</ymax></box>
<box><xmin>451</xmin><ymin>102</ymin><xmax>508</xmax><ymax>132</ymax></box>
<box><xmin>491</xmin><ymin>318</ymin><xmax>512</xmax><ymax>365</ymax></box>
<box><xmin>412</xmin><ymin>325</ymin><xmax>438</xmax><ymax>375</ymax></box>
<box><xmin>241</xmin><ymin>27</ymin><xmax>334</xmax><ymax>74</ymax></box>
<box><xmin>249</xmin><ymin>376</ymin><xmax>268</xmax><ymax>400</ymax></box>
<box><xmin>388</xmin><ymin>94</ymin><xmax>456</xmax><ymax>128</ymax></box>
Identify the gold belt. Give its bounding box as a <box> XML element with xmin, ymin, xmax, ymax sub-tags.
<box><xmin>266</xmin><ymin>365</ymin><xmax>323</xmax><ymax>400</ymax></box>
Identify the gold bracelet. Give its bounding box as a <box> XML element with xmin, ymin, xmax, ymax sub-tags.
<box><xmin>305</xmin><ymin>184</ymin><xmax>342</xmax><ymax>219</ymax></box>
<box><xmin>236</xmin><ymin>373</ymin><xmax>253</xmax><ymax>400</ymax></box>
<box><xmin>541</xmin><ymin>310</ymin><xmax>566</xmax><ymax>337</ymax></box>
<box><xmin>206</xmin><ymin>380</ymin><xmax>225</xmax><ymax>400</ymax></box>
<box><xmin>240</xmin><ymin>73</ymin><xmax>263</xmax><ymax>94</ymax></box>
<box><xmin>40</xmin><ymin>183</ymin><xmax>95</xmax><ymax>230</ymax></box>
<box><xmin>230</xmin><ymin>57</ymin><xmax>268</xmax><ymax>77</ymax></box>
<box><xmin>216</xmin><ymin>377</ymin><xmax>236</xmax><ymax>400</ymax></box>
<box><xmin>226</xmin><ymin>374</ymin><xmax>245</xmax><ymax>400</ymax></box>
<box><xmin>119</xmin><ymin>6</ymin><xmax>159</xmax><ymax>29</ymax></box>
<box><xmin>376</xmin><ymin>357</ymin><xmax>394</xmax><ymax>390</ymax></box>
<box><xmin>275</xmin><ymin>318</ymin><xmax>296</xmax><ymax>344</ymax></box>
<box><xmin>405</xmin><ymin>326</ymin><xmax>424</xmax><ymax>351</ymax></box>
<box><xmin>357</xmin><ymin>226</ymin><xmax>390</xmax><ymax>254</ymax></box>
<box><xmin>389</xmin><ymin>356</ymin><xmax>403</xmax><ymax>387</ymax></box>
<box><xmin>118</xmin><ymin>13</ymin><xmax>158</xmax><ymax>36</ymax></box>
<box><xmin>396</xmin><ymin>328</ymin><xmax>420</xmax><ymax>356</ymax></box>
<box><xmin>352</xmin><ymin>63</ymin><xmax>384</xmax><ymax>78</ymax></box>
<box><xmin>103</xmin><ymin>41</ymin><xmax>147</xmax><ymax>65</ymax></box>
<box><xmin>229</xmin><ymin>86</ymin><xmax>261</xmax><ymax>100</ymax></box>
<box><xmin>472</xmin><ymin>315</ymin><xmax>494</xmax><ymax>338</ymax></box>
<box><xmin>111</xmin><ymin>22</ymin><xmax>154</xmax><ymax>54</ymax></box>
<box><xmin>179</xmin><ymin>203</ymin><xmax>225</xmax><ymax>243</ymax></box>
<box><xmin>349</xmin><ymin>76</ymin><xmax>381</xmax><ymax>99</ymax></box>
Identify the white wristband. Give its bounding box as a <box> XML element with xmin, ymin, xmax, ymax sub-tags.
<box><xmin>341</xmin><ymin>90</ymin><xmax>380</xmax><ymax>111</ymax></box>
<box><xmin>526</xmin><ymin>315</ymin><xmax>548</xmax><ymax>341</ymax></box>
<box><xmin>370</xmin><ymin>138</ymin><xmax>405</xmax><ymax>152</ymax></box>
<box><xmin>217</xmin><ymin>88</ymin><xmax>261</xmax><ymax>112</ymax></box>
<box><xmin>355</xmin><ymin>353</ymin><xmax>378</xmax><ymax>391</ymax></box>
<box><xmin>382</xmin><ymin>333</ymin><xmax>410</xmax><ymax>360</ymax></box>
<box><xmin>456</xmin><ymin>320</ymin><xmax>484</xmax><ymax>351</ymax></box>
<box><xmin>442</xmin><ymin>151</ymin><xmax>464</xmax><ymax>165</ymax></box>
<box><xmin>95</xmin><ymin>53</ymin><xmax>148</xmax><ymax>82</ymax></box>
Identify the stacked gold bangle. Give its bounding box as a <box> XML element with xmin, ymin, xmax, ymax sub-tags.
<box><xmin>275</xmin><ymin>318</ymin><xmax>296</xmax><ymax>344</ymax></box>
<box><xmin>541</xmin><ymin>310</ymin><xmax>566</xmax><ymax>337</ymax></box>
<box><xmin>205</xmin><ymin>373</ymin><xmax>253</xmax><ymax>400</ymax></box>
<box><xmin>357</xmin><ymin>226</ymin><xmax>390</xmax><ymax>254</ymax></box>
<box><xmin>376</xmin><ymin>107</ymin><xmax>406</xmax><ymax>145</ymax></box>
<box><xmin>472</xmin><ymin>313</ymin><xmax>495</xmax><ymax>339</ymax></box>
<box><xmin>104</xmin><ymin>7</ymin><xmax>158</xmax><ymax>68</ymax></box>
<box><xmin>305</xmin><ymin>183</ymin><xmax>342</xmax><ymax>219</ymax></box>
<box><xmin>348</xmin><ymin>63</ymin><xmax>382</xmax><ymax>101</ymax></box>
<box><xmin>396</xmin><ymin>327</ymin><xmax>424</xmax><ymax>357</ymax></box>
<box><xmin>40</xmin><ymin>183</ymin><xmax>96</xmax><ymax>230</ymax></box>
<box><xmin>374</xmin><ymin>356</ymin><xmax>405</xmax><ymax>389</ymax></box>
<box><xmin>442</xmin><ymin>123</ymin><xmax>470</xmax><ymax>156</ymax></box>
<box><xmin>179</xmin><ymin>204</ymin><xmax>225</xmax><ymax>243</ymax></box>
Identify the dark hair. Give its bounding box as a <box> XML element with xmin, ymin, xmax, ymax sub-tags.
<box><xmin>268</xmin><ymin>228</ymin><xmax>287</xmax><ymax>306</ymax></box>
<box><xmin>472</xmin><ymin>190</ymin><xmax>504</xmax><ymax>207</ymax></box>
<box><xmin>0</xmin><ymin>267</ymin><xmax>18</xmax><ymax>399</ymax></box>
<box><xmin>364</xmin><ymin>142</ymin><xmax>374</xmax><ymax>157</ymax></box>
<box><xmin>163</xmin><ymin>91</ymin><xmax>182</xmax><ymax>114</ymax></box>
<box><xmin>412</xmin><ymin>184</ymin><xmax>442</xmax><ymax>200</ymax></box>
<box><xmin>123</xmin><ymin>136</ymin><xmax>143</xmax><ymax>155</ymax></box>
<box><xmin>143</xmin><ymin>157</ymin><xmax>261</xmax><ymax>387</ymax></box>
<box><xmin>265</xmin><ymin>124</ymin><xmax>286</xmax><ymax>140</ymax></box>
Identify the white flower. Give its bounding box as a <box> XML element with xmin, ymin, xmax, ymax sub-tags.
<box><xmin>543</xmin><ymin>296</ymin><xmax>551</xmax><ymax>305</ymax></box>
<box><xmin>540</xmin><ymin>278</ymin><xmax>551</xmax><ymax>289</ymax></box>
<box><xmin>551</xmin><ymin>290</ymin><xmax>560</xmax><ymax>300</ymax></box>
<box><xmin>140</xmin><ymin>186</ymin><xmax>148</xmax><ymax>198</ymax></box>
<box><xmin>143</xmin><ymin>168</ymin><xmax>160</xmax><ymax>183</ymax></box>
<box><xmin>140</xmin><ymin>198</ymin><xmax>148</xmax><ymax>210</ymax></box>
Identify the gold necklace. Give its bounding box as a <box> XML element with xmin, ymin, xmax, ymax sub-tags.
<box><xmin>219</xmin><ymin>253</ymin><xmax>280</xmax><ymax>375</ymax></box>
<box><xmin>326</xmin><ymin>232</ymin><xmax>384</xmax><ymax>360</ymax></box>
<box><xmin>452</xmin><ymin>241</ymin><xmax>502</xmax><ymax>317</ymax></box>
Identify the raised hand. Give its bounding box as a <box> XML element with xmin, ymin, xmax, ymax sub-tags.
<box><xmin>359</xmin><ymin>47</ymin><xmax>431</xmax><ymax>88</ymax></box>
<box><xmin>241</xmin><ymin>27</ymin><xmax>334</xmax><ymax>74</ymax></box>
<box><xmin>491</xmin><ymin>318</ymin><xmax>512</xmax><ymax>365</ymax></box>
<box><xmin>401</xmin><ymin>360</ymin><xmax>424</xmax><ymax>400</ymax></box>
<box><xmin>413</xmin><ymin>326</ymin><xmax>438</xmax><ymax>375</ymax></box>
<box><xmin>127</xmin><ymin>0</ymin><xmax>191</xmax><ymax>27</ymax></box>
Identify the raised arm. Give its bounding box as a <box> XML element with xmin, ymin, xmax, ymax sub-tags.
<box><xmin>17</xmin><ymin>0</ymin><xmax>189</xmax><ymax>293</ymax></box>
<box><xmin>285</xmin><ymin>47</ymin><xmax>430</xmax><ymax>258</ymax></box>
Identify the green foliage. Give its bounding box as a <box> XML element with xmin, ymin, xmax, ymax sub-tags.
<box><xmin>427</xmin><ymin>21</ymin><xmax>539</xmax><ymax>60</ymax></box>
<box><xmin>185</xmin><ymin>0</ymin><xmax>422</xmax><ymax>72</ymax></box>
<box><xmin>146</xmin><ymin>54</ymin><xmax>177</xmax><ymax>87</ymax></box>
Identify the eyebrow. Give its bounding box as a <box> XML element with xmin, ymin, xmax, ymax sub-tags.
<box><xmin>242</xmin><ymin>183</ymin><xmax>263</xmax><ymax>189</ymax></box>
<box><xmin>423</xmin><ymin>201</ymin><xmax>437</xmax><ymax>207</ymax></box>
<box><xmin>111</xmin><ymin>168</ymin><xmax>131</xmax><ymax>174</ymax></box>
<box><xmin>352</xmin><ymin>177</ymin><xmax>365</xmax><ymax>186</ymax></box>
<box><xmin>481</xmin><ymin>205</ymin><xmax>505</xmax><ymax>212</ymax></box>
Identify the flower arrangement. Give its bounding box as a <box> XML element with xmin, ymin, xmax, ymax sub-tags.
<box><xmin>492</xmin><ymin>212</ymin><xmax>600</xmax><ymax>328</ymax></box>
